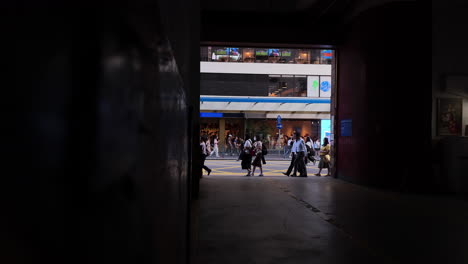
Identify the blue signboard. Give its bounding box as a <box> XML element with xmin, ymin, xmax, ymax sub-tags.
<box><xmin>341</xmin><ymin>119</ymin><xmax>352</xmax><ymax>137</ymax></box>
<box><xmin>276</xmin><ymin>115</ymin><xmax>282</xmax><ymax>129</ymax></box>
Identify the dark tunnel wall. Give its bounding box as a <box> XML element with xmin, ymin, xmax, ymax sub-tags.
<box><xmin>336</xmin><ymin>2</ymin><xmax>432</xmax><ymax>191</ymax></box>
<box><xmin>4</xmin><ymin>1</ymin><xmax>198</xmax><ymax>264</ymax></box>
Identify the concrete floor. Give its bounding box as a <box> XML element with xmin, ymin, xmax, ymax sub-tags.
<box><xmin>193</xmin><ymin>161</ymin><xmax>468</xmax><ymax>264</ymax></box>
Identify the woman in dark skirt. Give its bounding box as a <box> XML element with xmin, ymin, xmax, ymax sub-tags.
<box><xmin>241</xmin><ymin>135</ymin><xmax>253</xmax><ymax>176</ymax></box>
<box><xmin>251</xmin><ymin>136</ymin><xmax>264</xmax><ymax>177</ymax></box>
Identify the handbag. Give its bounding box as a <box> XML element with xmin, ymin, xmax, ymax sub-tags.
<box><xmin>323</xmin><ymin>154</ymin><xmax>331</xmax><ymax>163</ymax></box>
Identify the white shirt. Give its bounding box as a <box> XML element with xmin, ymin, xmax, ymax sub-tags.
<box><xmin>313</xmin><ymin>141</ymin><xmax>321</xmax><ymax>149</ymax></box>
<box><xmin>253</xmin><ymin>141</ymin><xmax>262</xmax><ymax>152</ymax></box>
<box><xmin>200</xmin><ymin>141</ymin><xmax>208</xmax><ymax>155</ymax></box>
<box><xmin>291</xmin><ymin>138</ymin><xmax>306</xmax><ymax>153</ymax></box>
<box><xmin>287</xmin><ymin>139</ymin><xmax>292</xmax><ymax>147</ymax></box>
<box><xmin>244</xmin><ymin>139</ymin><xmax>252</xmax><ymax>151</ymax></box>
<box><xmin>306</xmin><ymin>141</ymin><xmax>312</xmax><ymax>149</ymax></box>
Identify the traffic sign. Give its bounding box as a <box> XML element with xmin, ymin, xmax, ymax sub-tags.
<box><xmin>276</xmin><ymin>123</ymin><xmax>283</xmax><ymax>129</ymax></box>
<box><xmin>277</xmin><ymin>115</ymin><xmax>282</xmax><ymax>124</ymax></box>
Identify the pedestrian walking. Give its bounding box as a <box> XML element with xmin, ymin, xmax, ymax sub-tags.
<box><xmin>200</xmin><ymin>136</ymin><xmax>212</xmax><ymax>176</ymax></box>
<box><xmin>225</xmin><ymin>134</ymin><xmax>233</xmax><ymax>156</ymax></box>
<box><xmin>210</xmin><ymin>135</ymin><xmax>219</xmax><ymax>157</ymax></box>
<box><xmin>251</xmin><ymin>136</ymin><xmax>264</xmax><ymax>177</ymax></box>
<box><xmin>291</xmin><ymin>132</ymin><xmax>307</xmax><ymax>177</ymax></box>
<box><xmin>282</xmin><ymin>134</ymin><xmax>297</xmax><ymax>176</ymax></box>
<box><xmin>315</xmin><ymin>137</ymin><xmax>331</xmax><ymax>176</ymax></box>
<box><xmin>313</xmin><ymin>137</ymin><xmax>321</xmax><ymax>161</ymax></box>
<box><xmin>241</xmin><ymin>135</ymin><xmax>253</xmax><ymax>176</ymax></box>
<box><xmin>236</xmin><ymin>137</ymin><xmax>244</xmax><ymax>161</ymax></box>
<box><xmin>305</xmin><ymin>136</ymin><xmax>316</xmax><ymax>165</ymax></box>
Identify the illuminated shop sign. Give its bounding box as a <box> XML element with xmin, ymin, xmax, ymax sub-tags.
<box><xmin>321</xmin><ymin>50</ymin><xmax>332</xmax><ymax>59</ymax></box>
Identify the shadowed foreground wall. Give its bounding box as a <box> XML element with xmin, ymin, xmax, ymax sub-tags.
<box><xmin>336</xmin><ymin>2</ymin><xmax>431</xmax><ymax>191</ymax></box>
<box><xmin>3</xmin><ymin>1</ymin><xmax>197</xmax><ymax>263</ymax></box>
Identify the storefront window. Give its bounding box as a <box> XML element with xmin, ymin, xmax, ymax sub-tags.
<box><xmin>279</xmin><ymin>49</ymin><xmax>293</xmax><ymax>63</ymax></box>
<box><xmin>268</xmin><ymin>75</ymin><xmax>281</xmax><ymax>97</ymax></box>
<box><xmin>201</xmin><ymin>47</ymin><xmax>334</xmax><ymax>65</ymax></box>
<box><xmin>242</xmin><ymin>48</ymin><xmax>255</xmax><ymax>63</ymax></box>
<box><xmin>267</xmin><ymin>48</ymin><xmax>280</xmax><ymax>63</ymax></box>
<box><xmin>295</xmin><ymin>76</ymin><xmax>307</xmax><ymax>97</ymax></box>
<box><xmin>228</xmin><ymin>47</ymin><xmax>242</xmax><ymax>62</ymax></box>
<box><xmin>200</xmin><ymin>118</ymin><xmax>220</xmax><ymax>139</ymax></box>
<box><xmin>267</xmin><ymin>75</ymin><xmax>308</xmax><ymax>97</ymax></box>
<box><xmin>295</xmin><ymin>49</ymin><xmax>310</xmax><ymax>64</ymax></box>
<box><xmin>279</xmin><ymin>75</ymin><xmax>295</xmax><ymax>97</ymax></box>
<box><xmin>310</xmin><ymin>49</ymin><xmax>321</xmax><ymax>64</ymax></box>
<box><xmin>255</xmin><ymin>48</ymin><xmax>268</xmax><ymax>62</ymax></box>
<box><xmin>225</xmin><ymin>119</ymin><xmax>244</xmax><ymax>139</ymax></box>
<box><xmin>210</xmin><ymin>47</ymin><xmax>230</xmax><ymax>62</ymax></box>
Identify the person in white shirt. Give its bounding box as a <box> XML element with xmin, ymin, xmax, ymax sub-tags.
<box><xmin>241</xmin><ymin>135</ymin><xmax>253</xmax><ymax>176</ymax></box>
<box><xmin>200</xmin><ymin>136</ymin><xmax>212</xmax><ymax>175</ymax></box>
<box><xmin>210</xmin><ymin>135</ymin><xmax>219</xmax><ymax>157</ymax></box>
<box><xmin>291</xmin><ymin>132</ymin><xmax>307</xmax><ymax>177</ymax></box>
<box><xmin>313</xmin><ymin>137</ymin><xmax>321</xmax><ymax>161</ymax></box>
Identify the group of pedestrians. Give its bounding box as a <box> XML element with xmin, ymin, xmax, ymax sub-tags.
<box><xmin>203</xmin><ymin>134</ymin><xmax>245</xmax><ymax>158</ymax></box>
<box><xmin>239</xmin><ymin>135</ymin><xmax>267</xmax><ymax>176</ymax></box>
<box><xmin>282</xmin><ymin>132</ymin><xmax>331</xmax><ymax>177</ymax></box>
<box><xmin>201</xmin><ymin>132</ymin><xmax>331</xmax><ymax>177</ymax></box>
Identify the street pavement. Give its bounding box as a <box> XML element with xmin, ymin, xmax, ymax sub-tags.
<box><xmin>203</xmin><ymin>159</ymin><xmax>326</xmax><ymax>177</ymax></box>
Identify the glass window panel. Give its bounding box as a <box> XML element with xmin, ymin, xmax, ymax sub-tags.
<box><xmin>295</xmin><ymin>76</ymin><xmax>307</xmax><ymax>97</ymax></box>
<box><xmin>255</xmin><ymin>48</ymin><xmax>268</xmax><ymax>62</ymax></box>
<box><xmin>228</xmin><ymin>47</ymin><xmax>242</xmax><ymax>62</ymax></box>
<box><xmin>211</xmin><ymin>46</ymin><xmax>230</xmax><ymax>62</ymax></box>
<box><xmin>310</xmin><ymin>49</ymin><xmax>321</xmax><ymax>64</ymax></box>
<box><xmin>268</xmin><ymin>75</ymin><xmax>280</xmax><ymax>97</ymax></box>
<box><xmin>243</xmin><ymin>48</ymin><xmax>255</xmax><ymax>63</ymax></box>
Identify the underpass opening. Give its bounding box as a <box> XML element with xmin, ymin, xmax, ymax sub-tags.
<box><xmin>198</xmin><ymin>43</ymin><xmax>336</xmax><ymax>178</ymax></box>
